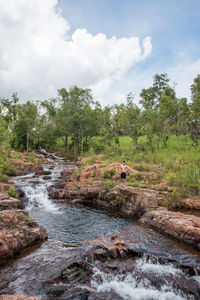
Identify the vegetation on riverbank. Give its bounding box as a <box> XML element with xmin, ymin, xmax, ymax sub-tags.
<box><xmin>0</xmin><ymin>73</ymin><xmax>200</xmax><ymax>202</ymax></box>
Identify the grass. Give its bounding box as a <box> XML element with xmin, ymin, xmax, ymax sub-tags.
<box><xmin>80</xmin><ymin>134</ymin><xmax>200</xmax><ymax>200</ymax></box>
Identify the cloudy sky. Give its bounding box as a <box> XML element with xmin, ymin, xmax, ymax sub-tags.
<box><xmin>0</xmin><ymin>0</ymin><xmax>200</xmax><ymax>105</ymax></box>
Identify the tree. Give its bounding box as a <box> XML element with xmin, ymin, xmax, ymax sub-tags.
<box><xmin>140</xmin><ymin>73</ymin><xmax>170</xmax><ymax>110</ymax></box>
<box><xmin>190</xmin><ymin>75</ymin><xmax>200</xmax><ymax>146</ymax></box>
<box><xmin>58</xmin><ymin>86</ymin><xmax>94</xmax><ymax>156</ymax></box>
<box><xmin>11</xmin><ymin>101</ymin><xmax>38</xmax><ymax>151</ymax></box>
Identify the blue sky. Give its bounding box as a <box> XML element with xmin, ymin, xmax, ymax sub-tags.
<box><xmin>58</xmin><ymin>0</ymin><xmax>200</xmax><ymax>104</ymax></box>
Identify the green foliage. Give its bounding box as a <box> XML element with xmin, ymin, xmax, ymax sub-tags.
<box><xmin>3</xmin><ymin>162</ymin><xmax>17</xmax><ymax>176</ymax></box>
<box><xmin>101</xmin><ymin>168</ymin><xmax>116</xmax><ymax>179</ymax></box>
<box><xmin>0</xmin><ymin>174</ymin><xmax>8</xmax><ymax>183</ymax></box>
<box><xmin>90</xmin><ymin>136</ymin><xmax>105</xmax><ymax>153</ymax></box>
<box><xmin>23</xmin><ymin>216</ymin><xmax>33</xmax><ymax>227</ymax></box>
<box><xmin>104</xmin><ymin>180</ymin><xmax>115</xmax><ymax>190</ymax></box>
<box><xmin>27</xmin><ymin>153</ymin><xmax>35</xmax><ymax>163</ymax></box>
<box><xmin>8</xmin><ymin>187</ymin><xmax>18</xmax><ymax>198</ymax></box>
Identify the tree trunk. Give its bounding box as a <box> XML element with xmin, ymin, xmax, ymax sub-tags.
<box><xmin>27</xmin><ymin>130</ymin><xmax>29</xmax><ymax>152</ymax></box>
<box><xmin>65</xmin><ymin>136</ymin><xmax>69</xmax><ymax>153</ymax></box>
<box><xmin>81</xmin><ymin>131</ymin><xmax>84</xmax><ymax>156</ymax></box>
<box><xmin>74</xmin><ymin>139</ymin><xmax>79</xmax><ymax>158</ymax></box>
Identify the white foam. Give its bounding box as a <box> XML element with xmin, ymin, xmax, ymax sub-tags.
<box><xmin>91</xmin><ymin>258</ymin><xmax>188</xmax><ymax>300</ymax></box>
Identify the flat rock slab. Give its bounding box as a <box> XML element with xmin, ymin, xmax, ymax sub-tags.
<box><xmin>140</xmin><ymin>207</ymin><xmax>200</xmax><ymax>250</ymax></box>
<box><xmin>0</xmin><ymin>296</ymin><xmax>39</xmax><ymax>300</ymax></box>
<box><xmin>179</xmin><ymin>197</ymin><xmax>200</xmax><ymax>210</ymax></box>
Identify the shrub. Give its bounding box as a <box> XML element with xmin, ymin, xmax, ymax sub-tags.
<box><xmin>133</xmin><ymin>163</ymin><xmax>151</xmax><ymax>172</ymax></box>
<box><xmin>3</xmin><ymin>163</ymin><xmax>17</xmax><ymax>176</ymax></box>
<box><xmin>128</xmin><ymin>174</ymin><xmax>135</xmax><ymax>183</ymax></box>
<box><xmin>104</xmin><ymin>180</ymin><xmax>115</xmax><ymax>190</ymax></box>
<box><xmin>8</xmin><ymin>187</ymin><xmax>18</xmax><ymax>198</ymax></box>
<box><xmin>23</xmin><ymin>216</ymin><xmax>33</xmax><ymax>227</ymax></box>
<box><xmin>101</xmin><ymin>168</ymin><xmax>116</xmax><ymax>179</ymax></box>
<box><xmin>27</xmin><ymin>153</ymin><xmax>35</xmax><ymax>163</ymax></box>
<box><xmin>0</xmin><ymin>174</ymin><xmax>8</xmax><ymax>183</ymax></box>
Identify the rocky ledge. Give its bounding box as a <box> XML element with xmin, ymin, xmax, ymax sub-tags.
<box><xmin>50</xmin><ymin>184</ymin><xmax>164</xmax><ymax>218</ymax></box>
<box><xmin>178</xmin><ymin>197</ymin><xmax>200</xmax><ymax>210</ymax></box>
<box><xmin>0</xmin><ymin>192</ymin><xmax>48</xmax><ymax>265</ymax></box>
<box><xmin>0</xmin><ymin>296</ymin><xmax>39</xmax><ymax>300</ymax></box>
<box><xmin>140</xmin><ymin>207</ymin><xmax>200</xmax><ymax>250</ymax></box>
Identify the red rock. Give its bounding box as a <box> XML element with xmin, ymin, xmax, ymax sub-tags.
<box><xmin>61</xmin><ymin>168</ymin><xmax>75</xmax><ymax>177</ymax></box>
<box><xmin>140</xmin><ymin>207</ymin><xmax>200</xmax><ymax>250</ymax></box>
<box><xmin>111</xmin><ymin>234</ymin><xmax>117</xmax><ymax>240</ymax></box>
<box><xmin>0</xmin><ymin>202</ymin><xmax>48</xmax><ymax>264</ymax></box>
<box><xmin>0</xmin><ymin>296</ymin><xmax>39</xmax><ymax>300</ymax></box>
<box><xmin>179</xmin><ymin>197</ymin><xmax>200</xmax><ymax>210</ymax></box>
<box><xmin>49</xmin><ymin>184</ymin><xmax>164</xmax><ymax>218</ymax></box>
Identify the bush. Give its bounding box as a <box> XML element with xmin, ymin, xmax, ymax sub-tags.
<box><xmin>104</xmin><ymin>180</ymin><xmax>115</xmax><ymax>190</ymax></box>
<box><xmin>91</xmin><ymin>137</ymin><xmax>105</xmax><ymax>153</ymax></box>
<box><xmin>3</xmin><ymin>162</ymin><xmax>17</xmax><ymax>176</ymax></box>
<box><xmin>0</xmin><ymin>174</ymin><xmax>8</xmax><ymax>183</ymax></box>
<box><xmin>8</xmin><ymin>187</ymin><xmax>18</xmax><ymax>198</ymax></box>
<box><xmin>27</xmin><ymin>153</ymin><xmax>35</xmax><ymax>163</ymax></box>
<box><xmin>23</xmin><ymin>216</ymin><xmax>33</xmax><ymax>227</ymax></box>
<box><xmin>101</xmin><ymin>168</ymin><xmax>116</xmax><ymax>179</ymax></box>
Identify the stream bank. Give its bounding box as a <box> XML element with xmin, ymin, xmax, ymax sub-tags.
<box><xmin>0</xmin><ymin>158</ymin><xmax>200</xmax><ymax>299</ymax></box>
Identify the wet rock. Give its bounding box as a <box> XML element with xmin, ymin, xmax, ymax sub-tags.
<box><xmin>140</xmin><ymin>207</ymin><xmax>200</xmax><ymax>250</ymax></box>
<box><xmin>49</xmin><ymin>166</ymin><xmax>55</xmax><ymax>170</ymax></box>
<box><xmin>0</xmin><ymin>296</ymin><xmax>39</xmax><ymax>300</ymax></box>
<box><xmin>61</xmin><ymin>168</ymin><xmax>75</xmax><ymax>177</ymax></box>
<box><xmin>50</xmin><ymin>184</ymin><xmax>163</xmax><ymax>218</ymax></box>
<box><xmin>0</xmin><ymin>192</ymin><xmax>48</xmax><ymax>264</ymax></box>
<box><xmin>43</xmin><ymin>176</ymin><xmax>51</xmax><ymax>180</ymax></box>
<box><xmin>35</xmin><ymin>170</ymin><xmax>51</xmax><ymax>176</ymax></box>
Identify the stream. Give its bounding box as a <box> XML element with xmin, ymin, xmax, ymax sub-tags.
<box><xmin>4</xmin><ymin>162</ymin><xmax>200</xmax><ymax>299</ymax></box>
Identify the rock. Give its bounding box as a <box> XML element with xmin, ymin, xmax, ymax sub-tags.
<box><xmin>0</xmin><ymin>193</ymin><xmax>21</xmax><ymax>210</ymax></box>
<box><xmin>34</xmin><ymin>166</ymin><xmax>51</xmax><ymax>176</ymax></box>
<box><xmin>111</xmin><ymin>234</ymin><xmax>117</xmax><ymax>240</ymax></box>
<box><xmin>50</xmin><ymin>184</ymin><xmax>163</xmax><ymax>218</ymax></box>
<box><xmin>140</xmin><ymin>207</ymin><xmax>200</xmax><ymax>250</ymax></box>
<box><xmin>0</xmin><ymin>296</ymin><xmax>39</xmax><ymax>300</ymax></box>
<box><xmin>0</xmin><ymin>184</ymin><xmax>10</xmax><ymax>193</ymax></box>
<box><xmin>0</xmin><ymin>199</ymin><xmax>48</xmax><ymax>264</ymax></box>
<box><xmin>43</xmin><ymin>176</ymin><xmax>51</xmax><ymax>180</ymax></box>
<box><xmin>61</xmin><ymin>168</ymin><xmax>75</xmax><ymax>177</ymax></box>
<box><xmin>179</xmin><ymin>197</ymin><xmax>200</xmax><ymax>210</ymax></box>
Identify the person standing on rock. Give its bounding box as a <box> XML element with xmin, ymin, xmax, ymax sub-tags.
<box><xmin>120</xmin><ymin>161</ymin><xmax>127</xmax><ymax>183</ymax></box>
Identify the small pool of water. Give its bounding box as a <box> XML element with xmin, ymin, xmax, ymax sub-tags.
<box><xmin>29</xmin><ymin>204</ymin><xmax>131</xmax><ymax>244</ymax></box>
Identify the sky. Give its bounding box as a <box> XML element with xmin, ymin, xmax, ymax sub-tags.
<box><xmin>0</xmin><ymin>0</ymin><xmax>200</xmax><ymax>106</ymax></box>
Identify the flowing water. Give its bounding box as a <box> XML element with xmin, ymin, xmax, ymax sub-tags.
<box><xmin>14</xmin><ymin>164</ymin><xmax>131</xmax><ymax>243</ymax></box>
<box><xmin>12</xmin><ymin>162</ymin><xmax>200</xmax><ymax>300</ymax></box>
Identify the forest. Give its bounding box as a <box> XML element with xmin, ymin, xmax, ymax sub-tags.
<box><xmin>0</xmin><ymin>73</ymin><xmax>200</xmax><ymax>199</ymax></box>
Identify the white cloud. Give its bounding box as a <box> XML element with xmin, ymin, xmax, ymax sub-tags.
<box><xmin>169</xmin><ymin>58</ymin><xmax>200</xmax><ymax>102</ymax></box>
<box><xmin>0</xmin><ymin>0</ymin><xmax>152</xmax><ymax>103</ymax></box>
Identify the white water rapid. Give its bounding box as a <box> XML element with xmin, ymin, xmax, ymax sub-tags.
<box><xmin>92</xmin><ymin>257</ymin><xmax>200</xmax><ymax>300</ymax></box>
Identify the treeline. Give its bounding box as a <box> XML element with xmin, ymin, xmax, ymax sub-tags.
<box><xmin>0</xmin><ymin>73</ymin><xmax>200</xmax><ymax>156</ymax></box>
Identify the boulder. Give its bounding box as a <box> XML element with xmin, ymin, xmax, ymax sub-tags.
<box><xmin>140</xmin><ymin>207</ymin><xmax>200</xmax><ymax>250</ymax></box>
<box><xmin>0</xmin><ymin>193</ymin><xmax>21</xmax><ymax>210</ymax></box>
<box><xmin>0</xmin><ymin>193</ymin><xmax>47</xmax><ymax>264</ymax></box>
